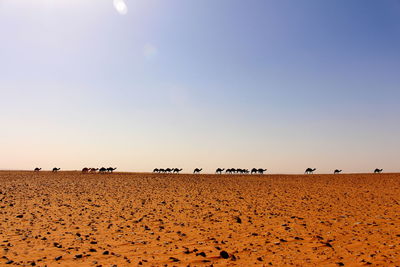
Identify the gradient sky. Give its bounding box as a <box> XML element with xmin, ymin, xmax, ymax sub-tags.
<box><xmin>1</xmin><ymin>0</ymin><xmax>399</xmax><ymax>173</ymax></box>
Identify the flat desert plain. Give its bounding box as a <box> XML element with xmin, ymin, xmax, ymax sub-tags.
<box><xmin>0</xmin><ymin>171</ymin><xmax>399</xmax><ymax>266</ymax></box>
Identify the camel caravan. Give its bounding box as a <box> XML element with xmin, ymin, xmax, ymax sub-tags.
<box><xmin>153</xmin><ymin>168</ymin><xmax>268</xmax><ymax>174</ymax></box>
<box><xmin>34</xmin><ymin>167</ymin><xmax>58</xmax><ymax>172</ymax></box>
<box><xmin>217</xmin><ymin>168</ymin><xmax>267</xmax><ymax>174</ymax></box>
<box><xmin>153</xmin><ymin>168</ymin><xmax>182</xmax><ymax>174</ymax></box>
<box><xmin>82</xmin><ymin>167</ymin><xmax>117</xmax><ymax>173</ymax></box>
<box><xmin>33</xmin><ymin>167</ymin><xmax>117</xmax><ymax>173</ymax></box>
<box><xmin>32</xmin><ymin>167</ymin><xmax>385</xmax><ymax>174</ymax></box>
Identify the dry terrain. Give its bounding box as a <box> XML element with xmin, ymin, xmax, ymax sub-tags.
<box><xmin>0</xmin><ymin>171</ymin><xmax>399</xmax><ymax>266</ymax></box>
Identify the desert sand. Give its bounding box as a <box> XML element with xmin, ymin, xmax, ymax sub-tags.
<box><xmin>0</xmin><ymin>171</ymin><xmax>399</xmax><ymax>266</ymax></box>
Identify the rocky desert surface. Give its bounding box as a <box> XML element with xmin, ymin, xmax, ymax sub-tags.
<box><xmin>0</xmin><ymin>171</ymin><xmax>399</xmax><ymax>266</ymax></box>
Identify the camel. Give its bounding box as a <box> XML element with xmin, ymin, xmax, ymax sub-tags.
<box><xmin>90</xmin><ymin>168</ymin><xmax>98</xmax><ymax>173</ymax></box>
<box><xmin>34</xmin><ymin>168</ymin><xmax>41</xmax><ymax>172</ymax></box>
<box><xmin>257</xmin><ymin>168</ymin><xmax>267</xmax><ymax>174</ymax></box>
<box><xmin>236</xmin><ymin>168</ymin><xmax>244</xmax><ymax>174</ymax></box>
<box><xmin>193</xmin><ymin>168</ymin><xmax>202</xmax><ymax>174</ymax></box>
<box><xmin>165</xmin><ymin>168</ymin><xmax>174</xmax><ymax>174</ymax></box>
<box><xmin>334</xmin><ymin>169</ymin><xmax>342</xmax><ymax>174</ymax></box>
<box><xmin>216</xmin><ymin>168</ymin><xmax>224</xmax><ymax>174</ymax></box>
<box><xmin>237</xmin><ymin>168</ymin><xmax>249</xmax><ymax>174</ymax></box>
<box><xmin>251</xmin><ymin>168</ymin><xmax>258</xmax><ymax>174</ymax></box>
<box><xmin>99</xmin><ymin>167</ymin><xmax>107</xmax><ymax>173</ymax></box>
<box><xmin>52</xmin><ymin>168</ymin><xmax>60</xmax><ymax>172</ymax></box>
<box><xmin>107</xmin><ymin>167</ymin><xmax>117</xmax><ymax>173</ymax></box>
<box><xmin>173</xmin><ymin>168</ymin><xmax>183</xmax><ymax>174</ymax></box>
<box><xmin>82</xmin><ymin>167</ymin><xmax>89</xmax><ymax>173</ymax></box>
<box><xmin>153</xmin><ymin>168</ymin><xmax>159</xmax><ymax>173</ymax></box>
<box><xmin>159</xmin><ymin>168</ymin><xmax>166</xmax><ymax>173</ymax></box>
<box><xmin>305</xmin><ymin>168</ymin><xmax>316</xmax><ymax>174</ymax></box>
<box><xmin>374</xmin><ymin>168</ymin><xmax>383</xmax><ymax>173</ymax></box>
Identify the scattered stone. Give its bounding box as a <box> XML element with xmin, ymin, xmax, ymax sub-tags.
<box><xmin>196</xmin><ymin>252</ymin><xmax>206</xmax><ymax>257</ymax></box>
<box><xmin>220</xmin><ymin>251</ymin><xmax>229</xmax><ymax>259</ymax></box>
<box><xmin>169</xmin><ymin>257</ymin><xmax>180</xmax><ymax>262</ymax></box>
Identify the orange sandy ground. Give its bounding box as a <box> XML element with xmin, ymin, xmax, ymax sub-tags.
<box><xmin>0</xmin><ymin>171</ymin><xmax>399</xmax><ymax>266</ymax></box>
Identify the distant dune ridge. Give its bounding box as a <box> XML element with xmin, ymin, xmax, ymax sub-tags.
<box><xmin>0</xmin><ymin>171</ymin><xmax>399</xmax><ymax>266</ymax></box>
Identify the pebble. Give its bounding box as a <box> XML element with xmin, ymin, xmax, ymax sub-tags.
<box><xmin>196</xmin><ymin>252</ymin><xmax>206</xmax><ymax>257</ymax></box>
<box><xmin>220</xmin><ymin>250</ymin><xmax>229</xmax><ymax>259</ymax></box>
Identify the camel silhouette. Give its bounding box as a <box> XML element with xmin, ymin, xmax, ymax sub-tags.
<box><xmin>165</xmin><ymin>168</ymin><xmax>173</xmax><ymax>173</ymax></box>
<box><xmin>236</xmin><ymin>168</ymin><xmax>249</xmax><ymax>174</ymax></box>
<box><xmin>107</xmin><ymin>167</ymin><xmax>117</xmax><ymax>173</ymax></box>
<box><xmin>216</xmin><ymin>168</ymin><xmax>224</xmax><ymax>174</ymax></box>
<box><xmin>305</xmin><ymin>168</ymin><xmax>316</xmax><ymax>174</ymax></box>
<box><xmin>236</xmin><ymin>168</ymin><xmax>244</xmax><ymax>174</ymax></box>
<box><xmin>257</xmin><ymin>168</ymin><xmax>267</xmax><ymax>174</ymax></box>
<box><xmin>34</xmin><ymin>167</ymin><xmax>41</xmax><ymax>172</ymax></box>
<box><xmin>52</xmin><ymin>168</ymin><xmax>60</xmax><ymax>172</ymax></box>
<box><xmin>334</xmin><ymin>169</ymin><xmax>342</xmax><ymax>174</ymax></box>
<box><xmin>173</xmin><ymin>168</ymin><xmax>183</xmax><ymax>174</ymax></box>
<box><xmin>82</xmin><ymin>167</ymin><xmax>89</xmax><ymax>173</ymax></box>
<box><xmin>193</xmin><ymin>168</ymin><xmax>202</xmax><ymax>174</ymax></box>
<box><xmin>99</xmin><ymin>167</ymin><xmax>107</xmax><ymax>173</ymax></box>
<box><xmin>90</xmin><ymin>168</ymin><xmax>98</xmax><ymax>173</ymax></box>
<box><xmin>159</xmin><ymin>168</ymin><xmax>165</xmax><ymax>173</ymax></box>
<box><xmin>153</xmin><ymin>168</ymin><xmax>159</xmax><ymax>173</ymax></box>
<box><xmin>374</xmin><ymin>168</ymin><xmax>383</xmax><ymax>173</ymax></box>
<box><xmin>251</xmin><ymin>168</ymin><xmax>258</xmax><ymax>174</ymax></box>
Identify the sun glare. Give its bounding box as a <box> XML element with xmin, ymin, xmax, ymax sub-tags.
<box><xmin>113</xmin><ymin>0</ymin><xmax>128</xmax><ymax>15</ymax></box>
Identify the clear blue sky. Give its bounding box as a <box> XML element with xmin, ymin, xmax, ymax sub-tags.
<box><xmin>1</xmin><ymin>0</ymin><xmax>399</xmax><ymax>173</ymax></box>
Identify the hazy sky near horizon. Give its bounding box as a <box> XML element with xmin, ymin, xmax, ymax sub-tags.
<box><xmin>1</xmin><ymin>0</ymin><xmax>400</xmax><ymax>173</ymax></box>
